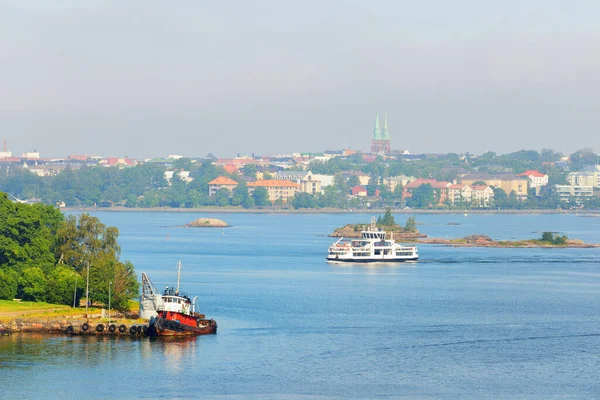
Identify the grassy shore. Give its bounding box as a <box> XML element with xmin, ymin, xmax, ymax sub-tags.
<box><xmin>0</xmin><ymin>299</ymin><xmax>140</xmax><ymax>323</ymax></box>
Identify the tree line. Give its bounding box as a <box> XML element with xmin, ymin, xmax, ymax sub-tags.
<box><xmin>1</xmin><ymin>148</ymin><xmax>599</xmax><ymax>210</ymax></box>
<box><xmin>0</xmin><ymin>193</ymin><xmax>138</xmax><ymax>310</ymax></box>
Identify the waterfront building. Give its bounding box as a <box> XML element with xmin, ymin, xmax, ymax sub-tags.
<box><xmin>471</xmin><ymin>185</ymin><xmax>494</xmax><ymax>207</ymax></box>
<box><xmin>460</xmin><ymin>172</ymin><xmax>528</xmax><ymax>200</ymax></box>
<box><xmin>247</xmin><ymin>179</ymin><xmax>300</xmax><ymax>203</ymax></box>
<box><xmin>275</xmin><ymin>170</ymin><xmax>322</xmax><ymax>195</ymax></box>
<box><xmin>517</xmin><ymin>170</ymin><xmax>548</xmax><ymax>189</ymax></box>
<box><xmin>517</xmin><ymin>170</ymin><xmax>549</xmax><ymax>195</ymax></box>
<box><xmin>312</xmin><ymin>174</ymin><xmax>335</xmax><ymax>189</ymax></box>
<box><xmin>403</xmin><ymin>179</ymin><xmax>452</xmax><ymax>205</ymax></box>
<box><xmin>567</xmin><ymin>170</ymin><xmax>600</xmax><ymax>188</ymax></box>
<box><xmin>208</xmin><ymin>176</ymin><xmax>239</xmax><ymax>196</ymax></box>
<box><xmin>383</xmin><ymin>175</ymin><xmax>415</xmax><ymax>192</ymax></box>
<box><xmin>447</xmin><ymin>184</ymin><xmax>473</xmax><ymax>204</ymax></box>
<box><xmin>555</xmin><ymin>185</ymin><xmax>594</xmax><ymax>202</ymax></box>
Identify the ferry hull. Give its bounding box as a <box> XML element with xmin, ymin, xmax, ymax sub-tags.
<box><xmin>326</xmin><ymin>256</ymin><xmax>418</xmax><ymax>263</ymax></box>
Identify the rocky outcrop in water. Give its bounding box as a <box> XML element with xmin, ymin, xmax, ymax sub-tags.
<box><xmin>185</xmin><ymin>218</ymin><xmax>230</xmax><ymax>228</ymax></box>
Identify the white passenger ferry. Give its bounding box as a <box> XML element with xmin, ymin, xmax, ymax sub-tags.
<box><xmin>327</xmin><ymin>219</ymin><xmax>419</xmax><ymax>263</ymax></box>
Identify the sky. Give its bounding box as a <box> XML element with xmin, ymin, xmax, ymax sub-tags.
<box><xmin>1</xmin><ymin>0</ymin><xmax>599</xmax><ymax>159</ymax></box>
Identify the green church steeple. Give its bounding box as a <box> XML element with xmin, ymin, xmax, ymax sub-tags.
<box><xmin>373</xmin><ymin>112</ymin><xmax>381</xmax><ymax>140</ymax></box>
<box><xmin>381</xmin><ymin>114</ymin><xmax>390</xmax><ymax>140</ymax></box>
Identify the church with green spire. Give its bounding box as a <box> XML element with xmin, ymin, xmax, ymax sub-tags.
<box><xmin>371</xmin><ymin>112</ymin><xmax>391</xmax><ymax>155</ymax></box>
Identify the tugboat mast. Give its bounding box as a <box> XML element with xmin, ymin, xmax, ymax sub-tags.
<box><xmin>176</xmin><ymin>260</ymin><xmax>182</xmax><ymax>295</ymax></box>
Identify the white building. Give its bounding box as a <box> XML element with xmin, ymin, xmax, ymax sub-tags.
<box><xmin>22</xmin><ymin>151</ymin><xmax>40</xmax><ymax>159</ymax></box>
<box><xmin>555</xmin><ymin>185</ymin><xmax>594</xmax><ymax>201</ymax></box>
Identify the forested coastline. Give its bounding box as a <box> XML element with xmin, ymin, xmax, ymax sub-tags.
<box><xmin>1</xmin><ymin>149</ymin><xmax>600</xmax><ymax>210</ymax></box>
<box><xmin>0</xmin><ymin>193</ymin><xmax>138</xmax><ymax>310</ymax></box>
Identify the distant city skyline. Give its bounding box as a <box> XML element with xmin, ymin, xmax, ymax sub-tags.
<box><xmin>2</xmin><ymin>1</ymin><xmax>600</xmax><ymax>158</ymax></box>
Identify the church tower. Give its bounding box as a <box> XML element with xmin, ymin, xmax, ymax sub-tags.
<box><xmin>371</xmin><ymin>112</ymin><xmax>391</xmax><ymax>155</ymax></box>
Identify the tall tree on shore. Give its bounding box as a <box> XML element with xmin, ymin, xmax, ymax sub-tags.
<box><xmin>55</xmin><ymin>213</ymin><xmax>139</xmax><ymax>310</ymax></box>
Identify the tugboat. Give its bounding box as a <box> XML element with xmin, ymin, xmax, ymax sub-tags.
<box><xmin>327</xmin><ymin>218</ymin><xmax>419</xmax><ymax>263</ymax></box>
<box><xmin>140</xmin><ymin>261</ymin><xmax>217</xmax><ymax>337</ymax></box>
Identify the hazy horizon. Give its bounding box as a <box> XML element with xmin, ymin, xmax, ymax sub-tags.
<box><xmin>2</xmin><ymin>1</ymin><xmax>599</xmax><ymax>159</ymax></box>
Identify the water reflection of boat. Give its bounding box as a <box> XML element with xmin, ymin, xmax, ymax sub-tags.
<box><xmin>140</xmin><ymin>261</ymin><xmax>217</xmax><ymax>337</ymax></box>
<box><xmin>327</xmin><ymin>219</ymin><xmax>418</xmax><ymax>263</ymax></box>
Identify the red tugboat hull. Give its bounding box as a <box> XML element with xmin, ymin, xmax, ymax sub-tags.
<box><xmin>146</xmin><ymin>311</ymin><xmax>217</xmax><ymax>337</ymax></box>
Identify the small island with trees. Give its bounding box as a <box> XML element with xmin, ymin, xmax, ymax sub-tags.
<box><xmin>330</xmin><ymin>209</ymin><xmax>600</xmax><ymax>248</ymax></box>
<box><xmin>330</xmin><ymin>209</ymin><xmax>426</xmax><ymax>239</ymax></box>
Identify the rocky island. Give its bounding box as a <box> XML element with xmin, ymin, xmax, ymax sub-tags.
<box><xmin>330</xmin><ymin>210</ymin><xmax>599</xmax><ymax>248</ymax></box>
<box><xmin>414</xmin><ymin>233</ymin><xmax>600</xmax><ymax>248</ymax></box>
<box><xmin>329</xmin><ymin>210</ymin><xmax>427</xmax><ymax>239</ymax></box>
<box><xmin>185</xmin><ymin>218</ymin><xmax>230</xmax><ymax>228</ymax></box>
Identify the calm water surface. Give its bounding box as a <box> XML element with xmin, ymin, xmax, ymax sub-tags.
<box><xmin>2</xmin><ymin>212</ymin><xmax>600</xmax><ymax>399</ymax></box>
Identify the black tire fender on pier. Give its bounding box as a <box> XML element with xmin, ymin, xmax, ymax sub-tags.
<box><xmin>81</xmin><ymin>323</ymin><xmax>90</xmax><ymax>331</ymax></box>
<box><xmin>108</xmin><ymin>324</ymin><xmax>116</xmax><ymax>333</ymax></box>
<box><xmin>136</xmin><ymin>325</ymin><xmax>143</xmax><ymax>334</ymax></box>
<box><xmin>96</xmin><ymin>324</ymin><xmax>104</xmax><ymax>333</ymax></box>
<box><xmin>65</xmin><ymin>326</ymin><xmax>74</xmax><ymax>335</ymax></box>
<box><xmin>118</xmin><ymin>324</ymin><xmax>127</xmax><ymax>333</ymax></box>
<box><xmin>142</xmin><ymin>325</ymin><xmax>148</xmax><ymax>336</ymax></box>
<box><xmin>130</xmin><ymin>326</ymin><xmax>138</xmax><ymax>335</ymax></box>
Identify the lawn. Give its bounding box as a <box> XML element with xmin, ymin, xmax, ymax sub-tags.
<box><xmin>0</xmin><ymin>299</ymin><xmax>140</xmax><ymax>322</ymax></box>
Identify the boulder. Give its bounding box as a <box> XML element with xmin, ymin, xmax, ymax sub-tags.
<box><xmin>185</xmin><ymin>218</ymin><xmax>230</xmax><ymax>228</ymax></box>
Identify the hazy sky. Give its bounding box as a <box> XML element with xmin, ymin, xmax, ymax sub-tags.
<box><xmin>2</xmin><ymin>1</ymin><xmax>599</xmax><ymax>158</ymax></box>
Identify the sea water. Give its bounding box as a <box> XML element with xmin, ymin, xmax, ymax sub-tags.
<box><xmin>1</xmin><ymin>212</ymin><xmax>600</xmax><ymax>399</ymax></box>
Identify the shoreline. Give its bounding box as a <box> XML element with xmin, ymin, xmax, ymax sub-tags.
<box><xmin>413</xmin><ymin>237</ymin><xmax>600</xmax><ymax>248</ymax></box>
<box><xmin>62</xmin><ymin>206</ymin><xmax>600</xmax><ymax>215</ymax></box>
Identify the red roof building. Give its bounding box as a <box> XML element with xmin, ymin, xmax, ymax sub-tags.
<box><xmin>403</xmin><ymin>179</ymin><xmax>451</xmax><ymax>204</ymax></box>
<box><xmin>208</xmin><ymin>176</ymin><xmax>239</xmax><ymax>196</ymax></box>
<box><xmin>223</xmin><ymin>164</ymin><xmax>239</xmax><ymax>174</ymax></box>
<box><xmin>247</xmin><ymin>180</ymin><xmax>300</xmax><ymax>203</ymax></box>
<box><xmin>351</xmin><ymin>185</ymin><xmax>368</xmax><ymax>197</ymax></box>
<box><xmin>517</xmin><ymin>170</ymin><xmax>548</xmax><ymax>192</ymax></box>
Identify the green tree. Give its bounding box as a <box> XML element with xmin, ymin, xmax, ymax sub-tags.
<box><xmin>347</xmin><ymin>175</ymin><xmax>360</xmax><ymax>189</ymax></box>
<box><xmin>378</xmin><ymin>208</ymin><xmax>396</xmax><ymax>226</ymax></box>
<box><xmin>230</xmin><ymin>180</ymin><xmax>248</xmax><ymax>206</ymax></box>
<box><xmin>46</xmin><ymin>266</ymin><xmax>82</xmax><ymax>305</ymax></box>
<box><xmin>292</xmin><ymin>192</ymin><xmax>316</xmax><ymax>209</ymax></box>
<box><xmin>393</xmin><ymin>184</ymin><xmax>404</xmax><ymax>199</ymax></box>
<box><xmin>242</xmin><ymin>196</ymin><xmax>255</xmax><ymax>209</ymax></box>
<box><xmin>172</xmin><ymin>157</ymin><xmax>193</xmax><ymax>171</ymax></box>
<box><xmin>0</xmin><ymin>269</ymin><xmax>18</xmax><ymax>300</ymax></box>
<box><xmin>252</xmin><ymin>187</ymin><xmax>270</xmax><ymax>206</ymax></box>
<box><xmin>243</xmin><ymin>164</ymin><xmax>258</xmax><ymax>179</ymax></box>
<box><xmin>0</xmin><ymin>194</ymin><xmax>63</xmax><ymax>273</ymax></box>
<box><xmin>215</xmin><ymin>188</ymin><xmax>231</xmax><ymax>206</ymax></box>
<box><xmin>407</xmin><ymin>184</ymin><xmax>435</xmax><ymax>208</ymax></box>
<box><xmin>19</xmin><ymin>267</ymin><xmax>47</xmax><ymax>301</ymax></box>
<box><xmin>55</xmin><ymin>214</ymin><xmax>138</xmax><ymax>311</ymax></box>
<box><xmin>404</xmin><ymin>216</ymin><xmax>417</xmax><ymax>232</ymax></box>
